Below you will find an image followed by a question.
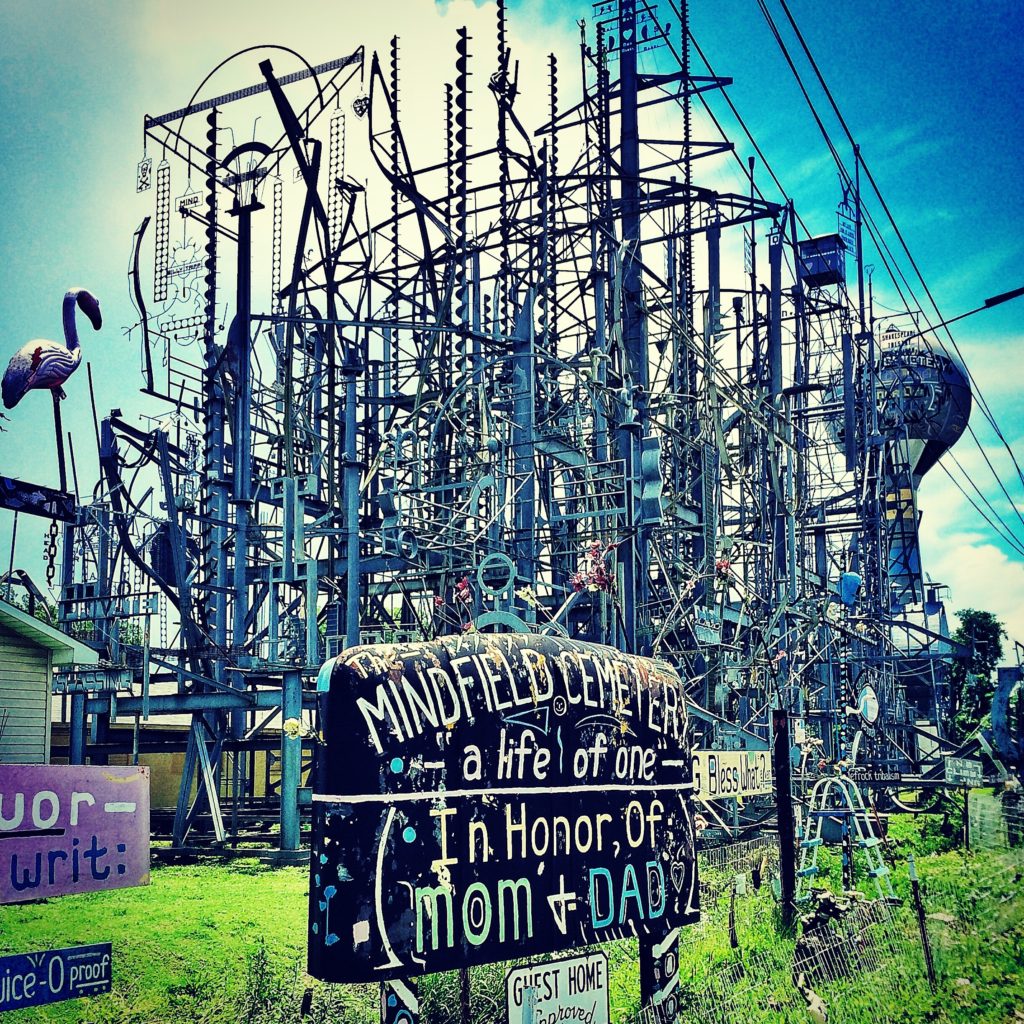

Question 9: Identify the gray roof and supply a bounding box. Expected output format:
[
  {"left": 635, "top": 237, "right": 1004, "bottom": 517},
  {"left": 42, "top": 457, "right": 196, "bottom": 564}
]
[{"left": 0, "top": 599, "right": 99, "bottom": 666}]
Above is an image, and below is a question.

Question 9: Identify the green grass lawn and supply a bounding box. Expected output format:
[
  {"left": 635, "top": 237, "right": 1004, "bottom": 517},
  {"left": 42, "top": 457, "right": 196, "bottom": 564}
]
[
  {"left": 0, "top": 859, "right": 376, "bottom": 1024},
  {"left": 1, "top": 821, "right": 1022, "bottom": 1024}
]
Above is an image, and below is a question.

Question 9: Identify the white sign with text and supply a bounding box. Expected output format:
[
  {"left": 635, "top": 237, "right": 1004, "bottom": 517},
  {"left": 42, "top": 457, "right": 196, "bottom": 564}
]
[
  {"left": 692, "top": 749, "right": 773, "bottom": 801},
  {"left": 506, "top": 952, "right": 609, "bottom": 1024}
]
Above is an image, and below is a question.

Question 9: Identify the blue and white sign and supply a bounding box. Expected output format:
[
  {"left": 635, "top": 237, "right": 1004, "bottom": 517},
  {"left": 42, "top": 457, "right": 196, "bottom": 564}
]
[{"left": 0, "top": 943, "right": 112, "bottom": 1012}]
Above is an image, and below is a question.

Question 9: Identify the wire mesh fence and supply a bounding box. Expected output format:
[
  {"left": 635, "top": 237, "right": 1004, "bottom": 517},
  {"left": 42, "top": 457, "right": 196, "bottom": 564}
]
[
  {"left": 915, "top": 852, "right": 1024, "bottom": 985},
  {"left": 619, "top": 825, "right": 1024, "bottom": 1024},
  {"left": 422, "top": 814, "right": 1021, "bottom": 1024},
  {"left": 699, "top": 835, "right": 780, "bottom": 876},
  {"left": 793, "top": 899, "right": 931, "bottom": 1024},
  {"left": 968, "top": 791, "right": 1024, "bottom": 853}
]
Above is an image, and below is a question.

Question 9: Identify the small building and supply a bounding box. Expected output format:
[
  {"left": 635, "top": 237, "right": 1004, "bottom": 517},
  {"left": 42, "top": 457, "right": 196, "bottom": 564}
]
[{"left": 0, "top": 598, "right": 98, "bottom": 764}]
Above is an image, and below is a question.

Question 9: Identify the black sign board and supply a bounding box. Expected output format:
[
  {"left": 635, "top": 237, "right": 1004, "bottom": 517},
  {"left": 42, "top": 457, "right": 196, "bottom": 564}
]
[
  {"left": 0, "top": 477, "right": 76, "bottom": 522},
  {"left": 308, "top": 634, "right": 699, "bottom": 983}
]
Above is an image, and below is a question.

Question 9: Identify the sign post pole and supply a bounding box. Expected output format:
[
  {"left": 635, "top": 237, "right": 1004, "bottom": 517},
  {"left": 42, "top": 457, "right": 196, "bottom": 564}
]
[
  {"left": 640, "top": 928, "right": 680, "bottom": 1022},
  {"left": 772, "top": 709, "right": 796, "bottom": 928},
  {"left": 521, "top": 985, "right": 536, "bottom": 1024},
  {"left": 380, "top": 979, "right": 418, "bottom": 1024}
]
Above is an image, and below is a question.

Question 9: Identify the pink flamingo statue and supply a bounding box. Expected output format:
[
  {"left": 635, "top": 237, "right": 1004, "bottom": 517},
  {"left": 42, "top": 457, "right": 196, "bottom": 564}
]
[{"left": 2, "top": 288, "right": 102, "bottom": 491}]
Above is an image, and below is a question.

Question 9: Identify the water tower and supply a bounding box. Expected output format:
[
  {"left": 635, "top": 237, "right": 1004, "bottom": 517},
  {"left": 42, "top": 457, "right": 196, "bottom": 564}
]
[{"left": 875, "top": 327, "right": 972, "bottom": 608}]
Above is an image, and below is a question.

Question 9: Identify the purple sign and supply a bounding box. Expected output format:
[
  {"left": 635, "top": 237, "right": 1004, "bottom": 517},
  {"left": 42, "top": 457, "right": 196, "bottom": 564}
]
[{"left": 0, "top": 765, "right": 150, "bottom": 904}]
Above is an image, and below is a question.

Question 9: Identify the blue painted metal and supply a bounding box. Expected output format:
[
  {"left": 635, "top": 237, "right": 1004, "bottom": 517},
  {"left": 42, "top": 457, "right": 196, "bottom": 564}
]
[{"left": 17, "top": 0, "right": 980, "bottom": 858}]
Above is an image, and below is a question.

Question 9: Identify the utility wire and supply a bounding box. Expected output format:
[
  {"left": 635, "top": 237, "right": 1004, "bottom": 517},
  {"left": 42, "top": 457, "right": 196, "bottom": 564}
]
[
  {"left": 946, "top": 450, "right": 1024, "bottom": 550},
  {"left": 773, "top": 0, "right": 1024, "bottom": 495},
  {"left": 938, "top": 461, "right": 1024, "bottom": 560},
  {"left": 754, "top": 0, "right": 1024, "bottom": 544}
]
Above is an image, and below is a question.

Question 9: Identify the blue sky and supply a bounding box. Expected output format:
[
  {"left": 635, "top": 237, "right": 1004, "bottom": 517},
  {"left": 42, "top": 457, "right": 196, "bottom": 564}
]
[{"left": 0, "top": 0, "right": 1021, "bottom": 644}]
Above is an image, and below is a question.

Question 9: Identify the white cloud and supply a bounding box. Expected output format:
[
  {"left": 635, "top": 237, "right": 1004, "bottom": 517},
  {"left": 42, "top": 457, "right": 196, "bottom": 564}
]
[{"left": 919, "top": 461, "right": 1024, "bottom": 647}]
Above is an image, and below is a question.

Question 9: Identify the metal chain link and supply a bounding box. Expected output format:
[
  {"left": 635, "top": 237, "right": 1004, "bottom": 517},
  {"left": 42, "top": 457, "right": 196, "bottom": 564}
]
[{"left": 44, "top": 519, "right": 59, "bottom": 587}]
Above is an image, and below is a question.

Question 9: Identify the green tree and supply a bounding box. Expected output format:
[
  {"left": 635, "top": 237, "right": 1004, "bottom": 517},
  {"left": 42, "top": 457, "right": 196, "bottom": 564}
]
[
  {"left": 946, "top": 608, "right": 1006, "bottom": 740},
  {"left": 3, "top": 588, "right": 57, "bottom": 627}
]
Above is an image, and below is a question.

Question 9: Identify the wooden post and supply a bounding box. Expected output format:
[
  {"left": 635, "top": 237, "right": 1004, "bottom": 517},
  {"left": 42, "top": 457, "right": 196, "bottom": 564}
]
[{"left": 773, "top": 709, "right": 797, "bottom": 927}]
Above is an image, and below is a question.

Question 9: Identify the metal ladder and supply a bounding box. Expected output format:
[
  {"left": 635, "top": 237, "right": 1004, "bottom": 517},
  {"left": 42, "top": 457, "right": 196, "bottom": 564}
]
[{"left": 796, "top": 774, "right": 894, "bottom": 901}]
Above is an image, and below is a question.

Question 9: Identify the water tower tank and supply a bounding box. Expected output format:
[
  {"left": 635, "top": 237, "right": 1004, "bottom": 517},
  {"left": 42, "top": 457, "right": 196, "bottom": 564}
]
[
  {"left": 822, "top": 328, "right": 972, "bottom": 609},
  {"left": 875, "top": 328, "right": 972, "bottom": 482}
]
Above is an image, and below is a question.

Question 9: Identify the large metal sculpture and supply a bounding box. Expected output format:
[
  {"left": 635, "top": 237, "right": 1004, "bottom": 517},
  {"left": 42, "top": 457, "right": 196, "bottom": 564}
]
[{"left": 1, "top": 0, "right": 990, "bottom": 865}]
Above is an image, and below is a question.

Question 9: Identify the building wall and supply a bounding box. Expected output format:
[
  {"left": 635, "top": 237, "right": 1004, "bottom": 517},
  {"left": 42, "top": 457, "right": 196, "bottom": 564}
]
[{"left": 0, "top": 625, "right": 51, "bottom": 764}]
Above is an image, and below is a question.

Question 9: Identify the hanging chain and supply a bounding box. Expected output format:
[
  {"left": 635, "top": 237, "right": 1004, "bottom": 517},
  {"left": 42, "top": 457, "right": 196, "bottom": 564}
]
[{"left": 44, "top": 519, "right": 59, "bottom": 587}]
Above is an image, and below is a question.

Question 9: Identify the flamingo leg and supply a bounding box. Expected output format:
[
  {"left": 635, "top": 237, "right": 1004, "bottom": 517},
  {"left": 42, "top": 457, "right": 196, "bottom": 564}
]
[{"left": 51, "top": 389, "right": 68, "bottom": 493}]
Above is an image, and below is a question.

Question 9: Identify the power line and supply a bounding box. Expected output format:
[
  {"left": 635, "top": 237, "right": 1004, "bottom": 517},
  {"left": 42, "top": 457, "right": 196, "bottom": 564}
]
[
  {"left": 752, "top": 0, "right": 1024, "bottom": 549},
  {"left": 938, "top": 460, "right": 1024, "bottom": 560},
  {"left": 772, "top": 0, "right": 1024, "bottom": 495}
]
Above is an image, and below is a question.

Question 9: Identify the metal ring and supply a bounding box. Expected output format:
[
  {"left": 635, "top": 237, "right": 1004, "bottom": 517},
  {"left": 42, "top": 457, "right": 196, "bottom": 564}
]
[{"left": 476, "top": 552, "right": 516, "bottom": 597}]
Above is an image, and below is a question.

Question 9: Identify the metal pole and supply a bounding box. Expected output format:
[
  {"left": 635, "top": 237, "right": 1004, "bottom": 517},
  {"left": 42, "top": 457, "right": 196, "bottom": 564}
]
[
  {"left": 69, "top": 693, "right": 87, "bottom": 764},
  {"left": 343, "top": 365, "right": 360, "bottom": 647},
  {"left": 617, "top": 0, "right": 647, "bottom": 653},
  {"left": 748, "top": 156, "right": 759, "bottom": 380},
  {"left": 773, "top": 708, "right": 797, "bottom": 927},
  {"left": 5, "top": 511, "right": 17, "bottom": 601},
  {"left": 280, "top": 668, "right": 302, "bottom": 851},
  {"left": 51, "top": 392, "right": 68, "bottom": 493},
  {"left": 768, "top": 225, "right": 783, "bottom": 397},
  {"left": 963, "top": 785, "right": 970, "bottom": 851},
  {"left": 511, "top": 295, "right": 537, "bottom": 625},
  {"left": 908, "top": 855, "right": 937, "bottom": 990},
  {"left": 521, "top": 985, "right": 536, "bottom": 1024},
  {"left": 854, "top": 144, "right": 866, "bottom": 335},
  {"left": 230, "top": 198, "right": 256, "bottom": 741}
]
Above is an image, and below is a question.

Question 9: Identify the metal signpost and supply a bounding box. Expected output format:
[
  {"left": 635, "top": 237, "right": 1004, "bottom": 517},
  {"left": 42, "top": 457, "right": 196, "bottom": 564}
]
[
  {"left": 308, "top": 635, "right": 699, "bottom": 1016},
  {"left": 0, "top": 943, "right": 112, "bottom": 1013},
  {"left": 0, "top": 765, "right": 150, "bottom": 904},
  {"left": 506, "top": 952, "right": 610, "bottom": 1024}
]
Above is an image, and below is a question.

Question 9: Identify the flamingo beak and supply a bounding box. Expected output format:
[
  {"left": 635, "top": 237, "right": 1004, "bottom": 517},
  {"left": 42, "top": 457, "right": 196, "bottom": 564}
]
[{"left": 76, "top": 290, "right": 103, "bottom": 331}]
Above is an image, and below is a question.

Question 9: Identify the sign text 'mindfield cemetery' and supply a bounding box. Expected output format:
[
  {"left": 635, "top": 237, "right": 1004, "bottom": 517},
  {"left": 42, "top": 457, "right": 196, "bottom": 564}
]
[{"left": 308, "top": 634, "right": 699, "bottom": 983}]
